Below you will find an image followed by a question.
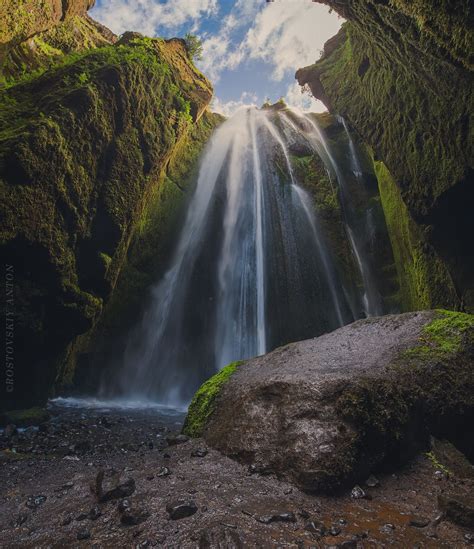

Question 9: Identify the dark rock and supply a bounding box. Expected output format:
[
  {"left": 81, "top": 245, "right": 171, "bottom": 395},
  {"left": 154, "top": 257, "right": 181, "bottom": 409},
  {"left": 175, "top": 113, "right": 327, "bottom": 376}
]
[
  {"left": 430, "top": 438, "right": 474, "bottom": 480},
  {"left": 191, "top": 312, "right": 474, "bottom": 492},
  {"left": 88, "top": 506, "right": 102, "bottom": 521},
  {"left": 93, "top": 470, "right": 135, "bottom": 502},
  {"left": 329, "top": 525, "right": 341, "bottom": 536},
  {"left": 120, "top": 508, "right": 150, "bottom": 526},
  {"left": 438, "top": 492, "right": 474, "bottom": 527},
  {"left": 339, "top": 541, "right": 357, "bottom": 549},
  {"left": 156, "top": 467, "right": 171, "bottom": 477},
  {"left": 191, "top": 448, "right": 208, "bottom": 458},
  {"left": 118, "top": 499, "right": 131, "bottom": 513},
  {"left": 26, "top": 495, "right": 47, "bottom": 509},
  {"left": 77, "top": 529, "right": 91, "bottom": 540},
  {"left": 408, "top": 516, "right": 430, "bottom": 528},
  {"left": 380, "top": 523, "right": 395, "bottom": 534},
  {"left": 166, "top": 500, "right": 198, "bottom": 520},
  {"left": 305, "top": 519, "right": 326, "bottom": 536},
  {"left": 365, "top": 475, "right": 379, "bottom": 488},
  {"left": 76, "top": 513, "right": 88, "bottom": 521},
  {"left": 248, "top": 463, "right": 273, "bottom": 475},
  {"left": 464, "top": 532, "right": 474, "bottom": 544},
  {"left": 256, "top": 512, "right": 296, "bottom": 524},
  {"left": 350, "top": 485, "right": 366, "bottom": 500},
  {"left": 166, "top": 434, "right": 189, "bottom": 446}
]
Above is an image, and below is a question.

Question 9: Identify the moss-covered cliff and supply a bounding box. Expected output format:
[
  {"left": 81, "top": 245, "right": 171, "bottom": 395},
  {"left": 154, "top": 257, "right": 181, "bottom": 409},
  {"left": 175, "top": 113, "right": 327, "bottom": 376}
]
[
  {"left": 297, "top": 0, "right": 473, "bottom": 311},
  {"left": 0, "top": 5, "right": 216, "bottom": 410}
]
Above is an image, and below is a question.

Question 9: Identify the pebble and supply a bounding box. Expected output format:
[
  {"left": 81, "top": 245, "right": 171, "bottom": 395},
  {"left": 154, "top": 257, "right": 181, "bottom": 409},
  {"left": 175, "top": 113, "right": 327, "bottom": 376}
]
[
  {"left": 256, "top": 512, "right": 296, "bottom": 524},
  {"left": 166, "top": 500, "right": 198, "bottom": 520},
  {"left": 329, "top": 525, "right": 341, "bottom": 536},
  {"left": 408, "top": 516, "right": 430, "bottom": 528},
  {"left": 305, "top": 519, "right": 326, "bottom": 536},
  {"left": 157, "top": 467, "right": 171, "bottom": 477},
  {"left": 191, "top": 448, "right": 208, "bottom": 458},
  {"left": 88, "top": 506, "right": 102, "bottom": 521},
  {"left": 77, "top": 529, "right": 91, "bottom": 540},
  {"left": 26, "top": 495, "right": 47, "bottom": 509},
  {"left": 350, "top": 485, "right": 366, "bottom": 499},
  {"left": 380, "top": 523, "right": 396, "bottom": 534}
]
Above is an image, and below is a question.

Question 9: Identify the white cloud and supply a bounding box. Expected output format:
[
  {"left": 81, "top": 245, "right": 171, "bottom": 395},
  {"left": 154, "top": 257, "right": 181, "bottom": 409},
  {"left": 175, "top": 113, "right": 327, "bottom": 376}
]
[
  {"left": 198, "top": 1, "right": 341, "bottom": 83},
  {"left": 212, "top": 91, "right": 259, "bottom": 117},
  {"left": 91, "top": 0, "right": 218, "bottom": 36},
  {"left": 240, "top": 1, "right": 342, "bottom": 81},
  {"left": 285, "top": 81, "right": 326, "bottom": 113}
]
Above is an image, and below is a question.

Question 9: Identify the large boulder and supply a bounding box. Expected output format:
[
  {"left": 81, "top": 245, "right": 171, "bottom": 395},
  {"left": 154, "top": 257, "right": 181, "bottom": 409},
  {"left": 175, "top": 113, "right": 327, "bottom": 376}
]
[{"left": 184, "top": 310, "right": 474, "bottom": 492}]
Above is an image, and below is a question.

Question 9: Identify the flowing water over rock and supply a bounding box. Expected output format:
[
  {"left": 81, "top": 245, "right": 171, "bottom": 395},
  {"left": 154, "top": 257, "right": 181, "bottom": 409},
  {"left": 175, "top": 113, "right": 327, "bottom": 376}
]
[{"left": 110, "top": 107, "right": 394, "bottom": 406}]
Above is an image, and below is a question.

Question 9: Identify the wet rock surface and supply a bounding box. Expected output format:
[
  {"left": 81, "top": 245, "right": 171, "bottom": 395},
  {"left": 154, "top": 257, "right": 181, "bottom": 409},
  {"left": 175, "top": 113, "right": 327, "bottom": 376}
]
[
  {"left": 197, "top": 311, "right": 474, "bottom": 492},
  {"left": 0, "top": 401, "right": 472, "bottom": 547}
]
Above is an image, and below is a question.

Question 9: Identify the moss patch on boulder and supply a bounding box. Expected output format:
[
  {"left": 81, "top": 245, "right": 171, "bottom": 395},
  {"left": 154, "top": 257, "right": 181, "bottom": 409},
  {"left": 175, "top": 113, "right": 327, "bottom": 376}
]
[{"left": 183, "top": 361, "right": 242, "bottom": 438}]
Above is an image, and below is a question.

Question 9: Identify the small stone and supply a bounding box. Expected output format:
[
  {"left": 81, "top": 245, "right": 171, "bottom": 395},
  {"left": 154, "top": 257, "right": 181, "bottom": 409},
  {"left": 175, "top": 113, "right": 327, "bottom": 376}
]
[
  {"left": 329, "top": 525, "right": 341, "bottom": 536},
  {"left": 62, "top": 482, "right": 74, "bottom": 490},
  {"left": 76, "top": 513, "right": 89, "bottom": 521},
  {"left": 94, "top": 470, "right": 135, "bottom": 502},
  {"left": 339, "top": 540, "right": 357, "bottom": 549},
  {"left": 118, "top": 499, "right": 131, "bottom": 513},
  {"left": 77, "top": 529, "right": 91, "bottom": 540},
  {"left": 88, "top": 506, "right": 102, "bottom": 521},
  {"left": 191, "top": 448, "right": 208, "bottom": 458},
  {"left": 157, "top": 467, "right": 171, "bottom": 477},
  {"left": 338, "top": 518, "right": 347, "bottom": 525},
  {"left": 434, "top": 470, "right": 445, "bottom": 480},
  {"left": 350, "top": 485, "right": 366, "bottom": 499},
  {"left": 121, "top": 508, "right": 150, "bottom": 526},
  {"left": 464, "top": 532, "right": 474, "bottom": 544},
  {"left": 380, "top": 523, "right": 396, "bottom": 534},
  {"left": 257, "top": 512, "right": 296, "bottom": 524},
  {"left": 365, "top": 475, "right": 380, "bottom": 488},
  {"left": 166, "top": 434, "right": 189, "bottom": 446},
  {"left": 305, "top": 519, "right": 326, "bottom": 536},
  {"left": 26, "top": 495, "right": 47, "bottom": 509},
  {"left": 408, "top": 516, "right": 430, "bottom": 528},
  {"left": 166, "top": 500, "right": 198, "bottom": 520}
]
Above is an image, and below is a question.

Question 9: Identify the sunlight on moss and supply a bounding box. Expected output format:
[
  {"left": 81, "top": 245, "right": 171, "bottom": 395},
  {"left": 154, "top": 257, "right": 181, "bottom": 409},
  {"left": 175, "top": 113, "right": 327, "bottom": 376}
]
[{"left": 183, "top": 361, "right": 243, "bottom": 438}]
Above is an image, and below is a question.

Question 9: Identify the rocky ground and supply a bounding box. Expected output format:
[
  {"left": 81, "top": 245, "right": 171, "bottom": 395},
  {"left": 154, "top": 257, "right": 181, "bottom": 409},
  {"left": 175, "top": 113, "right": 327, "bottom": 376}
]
[{"left": 0, "top": 401, "right": 473, "bottom": 548}]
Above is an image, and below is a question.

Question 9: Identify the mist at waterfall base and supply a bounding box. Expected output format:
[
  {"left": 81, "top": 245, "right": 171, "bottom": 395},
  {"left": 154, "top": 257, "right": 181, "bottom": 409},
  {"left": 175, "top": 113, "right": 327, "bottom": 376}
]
[{"left": 103, "top": 106, "right": 391, "bottom": 408}]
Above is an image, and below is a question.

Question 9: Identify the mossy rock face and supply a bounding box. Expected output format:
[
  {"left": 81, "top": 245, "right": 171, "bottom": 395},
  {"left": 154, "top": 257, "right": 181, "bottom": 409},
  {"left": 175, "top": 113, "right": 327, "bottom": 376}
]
[
  {"left": 0, "top": 0, "right": 95, "bottom": 66},
  {"left": 0, "top": 406, "right": 50, "bottom": 427},
  {"left": 0, "top": 29, "right": 213, "bottom": 410},
  {"left": 296, "top": 1, "right": 473, "bottom": 310},
  {"left": 374, "top": 159, "right": 459, "bottom": 311},
  {"left": 195, "top": 310, "right": 474, "bottom": 493},
  {"left": 183, "top": 361, "right": 242, "bottom": 438}
]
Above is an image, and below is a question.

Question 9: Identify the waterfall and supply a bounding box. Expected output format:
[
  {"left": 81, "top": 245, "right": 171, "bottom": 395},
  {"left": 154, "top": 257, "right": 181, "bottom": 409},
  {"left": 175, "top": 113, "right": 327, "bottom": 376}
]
[
  {"left": 112, "top": 106, "right": 389, "bottom": 407},
  {"left": 337, "top": 115, "right": 363, "bottom": 177}
]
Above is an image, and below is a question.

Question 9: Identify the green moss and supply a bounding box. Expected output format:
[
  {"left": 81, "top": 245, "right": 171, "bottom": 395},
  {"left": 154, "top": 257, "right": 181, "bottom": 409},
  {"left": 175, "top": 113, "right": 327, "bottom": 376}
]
[
  {"left": 375, "top": 159, "right": 458, "bottom": 311},
  {"left": 0, "top": 406, "right": 50, "bottom": 427},
  {"left": 406, "top": 309, "right": 474, "bottom": 359},
  {"left": 425, "top": 451, "right": 451, "bottom": 476},
  {"left": 183, "top": 361, "right": 243, "bottom": 438}
]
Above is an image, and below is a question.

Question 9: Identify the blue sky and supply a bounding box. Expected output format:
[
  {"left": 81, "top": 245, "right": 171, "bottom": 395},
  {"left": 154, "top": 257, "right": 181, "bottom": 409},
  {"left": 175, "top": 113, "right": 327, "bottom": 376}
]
[{"left": 91, "top": 0, "right": 342, "bottom": 115}]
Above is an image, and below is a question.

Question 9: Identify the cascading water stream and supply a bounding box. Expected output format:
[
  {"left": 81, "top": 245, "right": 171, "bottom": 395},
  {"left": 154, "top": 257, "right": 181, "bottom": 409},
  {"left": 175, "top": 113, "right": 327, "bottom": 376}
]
[
  {"left": 109, "top": 106, "right": 390, "bottom": 407},
  {"left": 338, "top": 115, "right": 363, "bottom": 177},
  {"left": 281, "top": 110, "right": 384, "bottom": 317}
]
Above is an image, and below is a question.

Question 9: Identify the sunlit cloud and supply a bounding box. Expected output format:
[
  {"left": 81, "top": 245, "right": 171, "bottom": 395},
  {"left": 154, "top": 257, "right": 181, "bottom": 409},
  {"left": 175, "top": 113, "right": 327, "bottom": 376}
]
[{"left": 91, "top": 0, "right": 218, "bottom": 36}]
